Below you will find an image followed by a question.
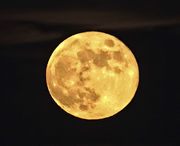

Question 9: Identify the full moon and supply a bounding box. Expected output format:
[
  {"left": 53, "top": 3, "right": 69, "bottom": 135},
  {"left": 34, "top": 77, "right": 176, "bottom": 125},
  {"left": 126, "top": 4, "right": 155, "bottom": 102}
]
[{"left": 46, "top": 31, "right": 139, "bottom": 120}]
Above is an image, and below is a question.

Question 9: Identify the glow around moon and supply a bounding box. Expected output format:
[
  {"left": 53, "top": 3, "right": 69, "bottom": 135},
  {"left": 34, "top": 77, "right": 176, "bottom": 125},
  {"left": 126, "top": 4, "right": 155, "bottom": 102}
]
[{"left": 46, "top": 31, "right": 139, "bottom": 120}]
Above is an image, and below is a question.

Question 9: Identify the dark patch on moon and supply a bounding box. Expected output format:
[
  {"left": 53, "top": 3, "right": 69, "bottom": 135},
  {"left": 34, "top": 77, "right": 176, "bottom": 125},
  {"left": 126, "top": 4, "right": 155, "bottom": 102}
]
[
  {"left": 114, "top": 67, "right": 122, "bottom": 74},
  {"left": 79, "top": 104, "right": 88, "bottom": 111},
  {"left": 51, "top": 86, "right": 72, "bottom": 107},
  {"left": 55, "top": 61, "right": 69, "bottom": 78},
  {"left": 76, "top": 80, "right": 85, "bottom": 86},
  {"left": 81, "top": 65, "right": 90, "bottom": 72},
  {"left": 113, "top": 51, "right": 124, "bottom": 62},
  {"left": 93, "top": 50, "right": 111, "bottom": 68},
  {"left": 77, "top": 87, "right": 100, "bottom": 111},
  {"left": 52, "top": 86, "right": 83, "bottom": 108},
  {"left": 65, "top": 39, "right": 79, "bottom": 51},
  {"left": 85, "top": 87, "right": 100, "bottom": 102},
  {"left": 78, "top": 64, "right": 91, "bottom": 86},
  {"left": 78, "top": 90, "right": 86, "bottom": 99},
  {"left": 125, "top": 62, "right": 129, "bottom": 68},
  {"left": 113, "top": 51, "right": 129, "bottom": 70},
  {"left": 55, "top": 56, "right": 78, "bottom": 88},
  {"left": 77, "top": 49, "right": 95, "bottom": 63},
  {"left": 55, "top": 56, "right": 76, "bottom": 79},
  {"left": 85, "top": 42, "right": 90, "bottom": 46},
  {"left": 104, "top": 39, "right": 114, "bottom": 47},
  {"left": 71, "top": 39, "right": 79, "bottom": 46},
  {"left": 58, "top": 94, "right": 76, "bottom": 107},
  {"left": 79, "top": 71, "right": 90, "bottom": 83}
]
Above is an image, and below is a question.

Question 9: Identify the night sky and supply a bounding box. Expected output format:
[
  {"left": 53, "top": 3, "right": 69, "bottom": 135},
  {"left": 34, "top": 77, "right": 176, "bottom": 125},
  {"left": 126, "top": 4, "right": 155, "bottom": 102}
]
[{"left": 0, "top": 0, "right": 180, "bottom": 145}]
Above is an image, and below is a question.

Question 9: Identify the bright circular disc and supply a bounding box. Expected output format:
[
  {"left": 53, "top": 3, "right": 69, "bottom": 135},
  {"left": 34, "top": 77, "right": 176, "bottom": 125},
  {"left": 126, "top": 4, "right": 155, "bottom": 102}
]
[{"left": 46, "top": 31, "right": 139, "bottom": 120}]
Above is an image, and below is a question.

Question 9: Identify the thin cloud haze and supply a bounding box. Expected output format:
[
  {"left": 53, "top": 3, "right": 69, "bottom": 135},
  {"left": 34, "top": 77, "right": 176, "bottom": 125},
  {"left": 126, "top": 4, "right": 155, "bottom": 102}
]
[{"left": 0, "top": 10, "right": 179, "bottom": 44}]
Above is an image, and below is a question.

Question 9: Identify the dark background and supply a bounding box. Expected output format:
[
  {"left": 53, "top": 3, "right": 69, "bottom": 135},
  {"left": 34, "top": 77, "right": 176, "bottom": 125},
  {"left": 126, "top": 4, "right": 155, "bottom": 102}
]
[{"left": 0, "top": 0, "right": 180, "bottom": 145}]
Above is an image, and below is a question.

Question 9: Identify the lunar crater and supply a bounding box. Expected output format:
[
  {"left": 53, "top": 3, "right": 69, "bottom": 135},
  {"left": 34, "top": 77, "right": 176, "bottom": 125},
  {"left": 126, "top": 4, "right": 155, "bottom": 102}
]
[{"left": 104, "top": 39, "right": 114, "bottom": 47}]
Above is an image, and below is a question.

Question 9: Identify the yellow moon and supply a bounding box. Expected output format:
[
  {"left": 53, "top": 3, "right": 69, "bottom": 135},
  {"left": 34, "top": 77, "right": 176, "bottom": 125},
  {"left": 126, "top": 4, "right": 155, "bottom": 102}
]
[{"left": 46, "top": 31, "right": 139, "bottom": 120}]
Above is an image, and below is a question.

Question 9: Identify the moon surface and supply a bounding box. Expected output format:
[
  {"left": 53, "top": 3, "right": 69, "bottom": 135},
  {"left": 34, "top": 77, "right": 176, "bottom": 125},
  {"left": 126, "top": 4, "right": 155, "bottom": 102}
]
[{"left": 46, "top": 31, "right": 139, "bottom": 120}]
